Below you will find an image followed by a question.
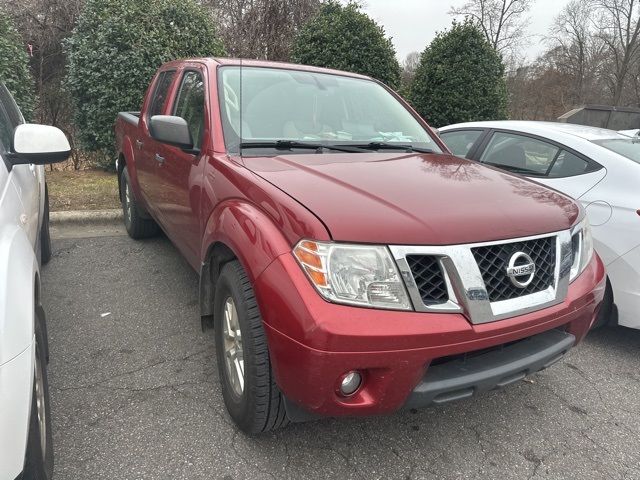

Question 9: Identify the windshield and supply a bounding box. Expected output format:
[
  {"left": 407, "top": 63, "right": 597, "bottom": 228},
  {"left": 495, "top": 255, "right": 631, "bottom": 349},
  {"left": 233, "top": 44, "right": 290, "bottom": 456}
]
[
  {"left": 592, "top": 138, "right": 640, "bottom": 164},
  {"left": 217, "top": 66, "right": 441, "bottom": 154}
]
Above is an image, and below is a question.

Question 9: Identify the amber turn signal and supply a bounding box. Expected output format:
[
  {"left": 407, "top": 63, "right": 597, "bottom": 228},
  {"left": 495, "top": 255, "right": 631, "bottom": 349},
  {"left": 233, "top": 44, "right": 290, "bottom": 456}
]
[{"left": 293, "top": 241, "right": 327, "bottom": 287}]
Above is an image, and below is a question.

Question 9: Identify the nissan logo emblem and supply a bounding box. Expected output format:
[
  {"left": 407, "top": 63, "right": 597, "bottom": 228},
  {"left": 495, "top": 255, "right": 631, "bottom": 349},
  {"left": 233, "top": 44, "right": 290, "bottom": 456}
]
[{"left": 506, "top": 252, "right": 536, "bottom": 288}]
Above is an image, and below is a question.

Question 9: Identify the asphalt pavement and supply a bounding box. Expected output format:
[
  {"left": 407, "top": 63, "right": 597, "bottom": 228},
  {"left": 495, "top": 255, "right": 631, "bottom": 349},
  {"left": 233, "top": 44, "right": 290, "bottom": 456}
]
[{"left": 42, "top": 228, "right": 640, "bottom": 480}]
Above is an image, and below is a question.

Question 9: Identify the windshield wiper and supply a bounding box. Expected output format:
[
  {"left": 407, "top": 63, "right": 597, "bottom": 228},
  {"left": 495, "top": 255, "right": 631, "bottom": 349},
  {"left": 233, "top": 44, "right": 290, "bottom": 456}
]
[
  {"left": 338, "top": 142, "right": 436, "bottom": 154},
  {"left": 239, "top": 140, "right": 364, "bottom": 153}
]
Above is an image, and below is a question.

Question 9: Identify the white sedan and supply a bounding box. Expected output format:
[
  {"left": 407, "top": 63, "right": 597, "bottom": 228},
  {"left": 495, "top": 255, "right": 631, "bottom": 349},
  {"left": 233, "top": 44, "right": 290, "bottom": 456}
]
[
  {"left": 0, "top": 84, "right": 70, "bottom": 480},
  {"left": 439, "top": 120, "right": 640, "bottom": 330}
]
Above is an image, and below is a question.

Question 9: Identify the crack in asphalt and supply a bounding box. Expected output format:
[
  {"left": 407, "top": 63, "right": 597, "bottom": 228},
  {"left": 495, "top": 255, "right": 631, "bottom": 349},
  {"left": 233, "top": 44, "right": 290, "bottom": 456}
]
[
  {"left": 54, "top": 347, "right": 212, "bottom": 392},
  {"left": 522, "top": 449, "right": 545, "bottom": 480}
]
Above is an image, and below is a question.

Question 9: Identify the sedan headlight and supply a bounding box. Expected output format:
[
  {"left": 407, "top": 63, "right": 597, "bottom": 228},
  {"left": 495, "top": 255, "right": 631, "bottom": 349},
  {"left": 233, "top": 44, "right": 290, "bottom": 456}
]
[
  {"left": 569, "top": 216, "right": 594, "bottom": 282},
  {"left": 293, "top": 240, "right": 412, "bottom": 310}
]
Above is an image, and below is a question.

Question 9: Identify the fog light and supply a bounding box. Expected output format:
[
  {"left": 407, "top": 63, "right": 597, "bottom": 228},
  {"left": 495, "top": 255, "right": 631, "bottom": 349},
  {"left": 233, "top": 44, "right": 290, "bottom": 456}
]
[{"left": 339, "top": 371, "right": 362, "bottom": 396}]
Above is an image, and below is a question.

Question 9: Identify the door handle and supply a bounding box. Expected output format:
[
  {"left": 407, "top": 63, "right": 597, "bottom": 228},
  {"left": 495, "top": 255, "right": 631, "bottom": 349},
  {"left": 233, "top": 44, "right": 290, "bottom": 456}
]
[
  {"left": 136, "top": 140, "right": 144, "bottom": 149},
  {"left": 155, "top": 153, "right": 165, "bottom": 164}
]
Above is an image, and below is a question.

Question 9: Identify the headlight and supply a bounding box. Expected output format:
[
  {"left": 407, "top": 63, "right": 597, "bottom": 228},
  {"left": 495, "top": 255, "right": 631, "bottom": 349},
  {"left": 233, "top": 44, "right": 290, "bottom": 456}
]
[
  {"left": 569, "top": 216, "right": 594, "bottom": 282},
  {"left": 293, "top": 240, "right": 412, "bottom": 310}
]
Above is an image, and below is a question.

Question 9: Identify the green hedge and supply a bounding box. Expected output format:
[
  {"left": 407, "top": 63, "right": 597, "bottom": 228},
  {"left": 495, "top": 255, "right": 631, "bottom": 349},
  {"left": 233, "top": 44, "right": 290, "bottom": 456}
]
[
  {"left": 410, "top": 21, "right": 507, "bottom": 127},
  {"left": 0, "top": 8, "right": 35, "bottom": 120},
  {"left": 291, "top": 1, "right": 401, "bottom": 89},
  {"left": 65, "top": 0, "right": 225, "bottom": 165}
]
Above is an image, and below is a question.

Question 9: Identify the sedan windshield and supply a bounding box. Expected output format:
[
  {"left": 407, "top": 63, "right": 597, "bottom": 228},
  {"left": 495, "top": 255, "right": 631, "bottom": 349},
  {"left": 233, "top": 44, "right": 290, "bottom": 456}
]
[
  {"left": 592, "top": 138, "right": 640, "bottom": 164},
  {"left": 217, "top": 66, "right": 441, "bottom": 155}
]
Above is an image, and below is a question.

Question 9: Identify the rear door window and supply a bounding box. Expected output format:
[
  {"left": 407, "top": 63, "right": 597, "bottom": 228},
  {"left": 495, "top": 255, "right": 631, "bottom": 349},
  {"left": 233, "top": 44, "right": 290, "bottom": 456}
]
[
  {"left": 480, "top": 132, "right": 560, "bottom": 175},
  {"left": 548, "top": 150, "right": 590, "bottom": 177},
  {"left": 440, "top": 130, "right": 483, "bottom": 158}
]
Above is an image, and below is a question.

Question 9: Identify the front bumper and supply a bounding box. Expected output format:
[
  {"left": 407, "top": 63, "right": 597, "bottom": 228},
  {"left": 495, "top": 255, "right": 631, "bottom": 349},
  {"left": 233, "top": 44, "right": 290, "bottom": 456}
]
[
  {"left": 254, "top": 253, "right": 605, "bottom": 418},
  {"left": 404, "top": 328, "right": 574, "bottom": 408},
  {"left": 0, "top": 343, "right": 34, "bottom": 480}
]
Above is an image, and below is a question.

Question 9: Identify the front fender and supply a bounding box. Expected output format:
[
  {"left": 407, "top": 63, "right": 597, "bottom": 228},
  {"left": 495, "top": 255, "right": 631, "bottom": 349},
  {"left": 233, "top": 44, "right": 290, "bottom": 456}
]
[
  {"left": 199, "top": 200, "right": 294, "bottom": 319},
  {"left": 0, "top": 225, "right": 37, "bottom": 366},
  {"left": 202, "top": 199, "right": 293, "bottom": 280}
]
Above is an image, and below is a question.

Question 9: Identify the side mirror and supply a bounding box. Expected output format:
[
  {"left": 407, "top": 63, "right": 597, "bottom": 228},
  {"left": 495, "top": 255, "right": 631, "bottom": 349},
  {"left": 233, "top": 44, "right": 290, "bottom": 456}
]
[
  {"left": 9, "top": 124, "right": 71, "bottom": 166},
  {"left": 149, "top": 115, "right": 193, "bottom": 150}
]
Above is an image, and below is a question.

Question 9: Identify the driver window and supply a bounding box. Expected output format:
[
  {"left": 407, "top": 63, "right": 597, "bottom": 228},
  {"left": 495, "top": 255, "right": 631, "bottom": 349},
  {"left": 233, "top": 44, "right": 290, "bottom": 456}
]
[
  {"left": 0, "top": 86, "right": 23, "bottom": 152},
  {"left": 173, "top": 70, "right": 206, "bottom": 149},
  {"left": 0, "top": 103, "right": 12, "bottom": 152}
]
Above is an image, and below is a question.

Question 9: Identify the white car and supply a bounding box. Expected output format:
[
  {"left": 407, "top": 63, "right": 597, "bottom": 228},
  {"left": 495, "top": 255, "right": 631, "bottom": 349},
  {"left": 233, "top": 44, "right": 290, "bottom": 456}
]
[
  {"left": 439, "top": 120, "right": 640, "bottom": 330},
  {"left": 0, "top": 84, "right": 70, "bottom": 480}
]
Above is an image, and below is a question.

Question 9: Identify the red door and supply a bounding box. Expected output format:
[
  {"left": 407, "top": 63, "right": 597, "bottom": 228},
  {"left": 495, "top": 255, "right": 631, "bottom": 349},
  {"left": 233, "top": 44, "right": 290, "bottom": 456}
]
[
  {"left": 154, "top": 66, "right": 209, "bottom": 268},
  {"left": 136, "top": 69, "right": 177, "bottom": 220}
]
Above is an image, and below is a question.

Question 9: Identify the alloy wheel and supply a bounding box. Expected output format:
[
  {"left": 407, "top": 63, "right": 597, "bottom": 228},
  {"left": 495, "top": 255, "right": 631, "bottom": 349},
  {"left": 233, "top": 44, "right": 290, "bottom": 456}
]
[
  {"left": 223, "top": 297, "right": 245, "bottom": 397},
  {"left": 124, "top": 181, "right": 133, "bottom": 225},
  {"left": 34, "top": 344, "right": 47, "bottom": 456}
]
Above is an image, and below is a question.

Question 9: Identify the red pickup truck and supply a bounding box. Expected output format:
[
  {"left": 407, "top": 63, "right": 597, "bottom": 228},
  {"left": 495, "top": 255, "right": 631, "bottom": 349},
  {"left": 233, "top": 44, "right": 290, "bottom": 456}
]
[{"left": 115, "top": 58, "right": 606, "bottom": 433}]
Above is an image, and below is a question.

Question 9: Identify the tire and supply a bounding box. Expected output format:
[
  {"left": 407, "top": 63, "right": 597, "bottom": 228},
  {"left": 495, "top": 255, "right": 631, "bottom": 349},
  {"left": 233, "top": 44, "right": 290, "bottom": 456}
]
[
  {"left": 120, "top": 166, "right": 160, "bottom": 239},
  {"left": 592, "top": 278, "right": 614, "bottom": 330},
  {"left": 36, "top": 305, "right": 50, "bottom": 365},
  {"left": 23, "top": 309, "right": 54, "bottom": 480},
  {"left": 40, "top": 185, "right": 52, "bottom": 265},
  {"left": 214, "top": 260, "right": 289, "bottom": 434}
]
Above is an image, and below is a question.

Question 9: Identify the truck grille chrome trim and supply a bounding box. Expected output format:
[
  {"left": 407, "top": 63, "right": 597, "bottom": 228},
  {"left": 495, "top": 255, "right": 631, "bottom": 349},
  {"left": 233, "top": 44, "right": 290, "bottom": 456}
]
[{"left": 389, "top": 230, "right": 573, "bottom": 324}]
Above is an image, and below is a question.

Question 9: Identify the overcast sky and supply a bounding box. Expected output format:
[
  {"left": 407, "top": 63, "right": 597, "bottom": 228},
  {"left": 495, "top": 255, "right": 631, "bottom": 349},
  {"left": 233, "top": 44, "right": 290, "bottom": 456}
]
[{"left": 361, "top": 0, "right": 572, "bottom": 63}]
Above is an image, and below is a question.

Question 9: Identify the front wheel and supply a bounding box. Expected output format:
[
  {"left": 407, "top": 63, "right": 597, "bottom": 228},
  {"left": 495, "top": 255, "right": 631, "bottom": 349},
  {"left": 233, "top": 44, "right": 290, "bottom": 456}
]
[{"left": 214, "top": 260, "right": 289, "bottom": 434}]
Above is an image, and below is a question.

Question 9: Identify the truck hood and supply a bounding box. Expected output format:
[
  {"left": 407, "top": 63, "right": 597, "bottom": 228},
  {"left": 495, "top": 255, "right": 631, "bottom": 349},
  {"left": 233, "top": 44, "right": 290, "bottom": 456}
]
[{"left": 243, "top": 152, "right": 580, "bottom": 245}]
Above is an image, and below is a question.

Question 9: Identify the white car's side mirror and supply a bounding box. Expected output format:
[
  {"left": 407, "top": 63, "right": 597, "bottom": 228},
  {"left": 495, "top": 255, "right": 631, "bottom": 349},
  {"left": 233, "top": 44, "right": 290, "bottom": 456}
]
[{"left": 9, "top": 124, "right": 71, "bottom": 166}]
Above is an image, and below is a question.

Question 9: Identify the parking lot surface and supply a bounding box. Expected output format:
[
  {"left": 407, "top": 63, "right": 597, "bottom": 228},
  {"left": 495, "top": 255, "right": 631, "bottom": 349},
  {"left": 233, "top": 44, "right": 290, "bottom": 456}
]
[{"left": 43, "top": 231, "right": 640, "bottom": 480}]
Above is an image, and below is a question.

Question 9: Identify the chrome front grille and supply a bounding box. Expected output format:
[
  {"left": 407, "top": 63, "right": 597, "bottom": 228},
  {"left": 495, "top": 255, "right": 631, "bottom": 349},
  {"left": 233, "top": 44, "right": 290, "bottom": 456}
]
[
  {"left": 472, "top": 237, "right": 556, "bottom": 302},
  {"left": 390, "top": 230, "right": 572, "bottom": 324}
]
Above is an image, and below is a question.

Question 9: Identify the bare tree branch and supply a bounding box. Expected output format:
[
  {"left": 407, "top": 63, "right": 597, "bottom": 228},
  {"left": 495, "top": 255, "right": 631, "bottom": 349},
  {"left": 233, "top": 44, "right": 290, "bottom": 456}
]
[
  {"left": 204, "top": 0, "right": 321, "bottom": 61},
  {"left": 450, "top": 0, "right": 534, "bottom": 63},
  {"left": 594, "top": 0, "right": 640, "bottom": 104}
]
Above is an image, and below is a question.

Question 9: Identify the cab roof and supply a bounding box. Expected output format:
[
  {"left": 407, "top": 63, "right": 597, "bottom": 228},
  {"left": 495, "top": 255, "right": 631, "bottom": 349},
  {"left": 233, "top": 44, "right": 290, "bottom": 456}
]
[{"left": 159, "top": 57, "right": 372, "bottom": 81}]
